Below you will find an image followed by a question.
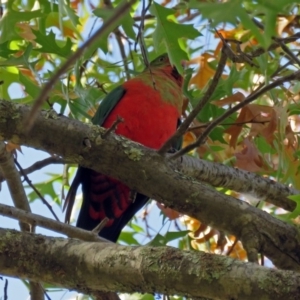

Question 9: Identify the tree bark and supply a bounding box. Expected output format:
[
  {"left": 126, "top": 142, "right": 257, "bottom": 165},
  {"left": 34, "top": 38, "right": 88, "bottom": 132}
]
[
  {"left": 1, "top": 229, "right": 300, "bottom": 300},
  {"left": 0, "top": 100, "right": 300, "bottom": 271}
]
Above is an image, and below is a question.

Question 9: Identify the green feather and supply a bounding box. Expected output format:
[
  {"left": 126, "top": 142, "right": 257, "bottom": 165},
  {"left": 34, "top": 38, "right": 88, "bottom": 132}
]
[{"left": 91, "top": 85, "right": 126, "bottom": 126}]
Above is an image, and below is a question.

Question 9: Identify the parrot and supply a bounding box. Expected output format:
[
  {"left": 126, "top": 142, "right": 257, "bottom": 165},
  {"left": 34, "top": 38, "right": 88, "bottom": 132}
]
[{"left": 64, "top": 53, "right": 183, "bottom": 242}]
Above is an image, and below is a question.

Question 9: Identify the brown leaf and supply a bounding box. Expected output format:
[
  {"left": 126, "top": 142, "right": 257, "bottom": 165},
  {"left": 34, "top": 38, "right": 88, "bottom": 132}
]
[
  {"left": 235, "top": 138, "right": 263, "bottom": 172},
  {"left": 225, "top": 104, "right": 277, "bottom": 148},
  {"left": 212, "top": 92, "right": 245, "bottom": 107},
  {"left": 285, "top": 124, "right": 297, "bottom": 149}
]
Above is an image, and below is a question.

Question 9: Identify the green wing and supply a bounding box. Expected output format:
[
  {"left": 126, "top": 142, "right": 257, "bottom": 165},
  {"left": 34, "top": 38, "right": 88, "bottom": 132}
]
[{"left": 91, "top": 85, "right": 126, "bottom": 126}]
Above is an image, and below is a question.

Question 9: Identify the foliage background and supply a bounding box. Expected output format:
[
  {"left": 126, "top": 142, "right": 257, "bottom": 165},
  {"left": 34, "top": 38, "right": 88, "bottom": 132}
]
[{"left": 1, "top": 0, "right": 300, "bottom": 299}]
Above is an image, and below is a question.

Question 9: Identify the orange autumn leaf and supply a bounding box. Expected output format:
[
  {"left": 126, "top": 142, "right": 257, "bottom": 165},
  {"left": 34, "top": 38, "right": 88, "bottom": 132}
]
[
  {"left": 70, "top": 0, "right": 82, "bottom": 9},
  {"left": 180, "top": 215, "right": 201, "bottom": 232},
  {"left": 214, "top": 28, "right": 242, "bottom": 56},
  {"left": 235, "top": 138, "right": 264, "bottom": 172},
  {"left": 277, "top": 15, "right": 297, "bottom": 36},
  {"left": 212, "top": 92, "right": 245, "bottom": 107},
  {"left": 214, "top": 28, "right": 258, "bottom": 56},
  {"left": 227, "top": 237, "right": 247, "bottom": 260},
  {"left": 193, "top": 228, "right": 218, "bottom": 244},
  {"left": 156, "top": 203, "right": 180, "bottom": 220},
  {"left": 15, "top": 23, "right": 36, "bottom": 42},
  {"left": 182, "top": 131, "right": 196, "bottom": 149},
  {"left": 187, "top": 53, "right": 218, "bottom": 89},
  {"left": 19, "top": 68, "right": 37, "bottom": 81}
]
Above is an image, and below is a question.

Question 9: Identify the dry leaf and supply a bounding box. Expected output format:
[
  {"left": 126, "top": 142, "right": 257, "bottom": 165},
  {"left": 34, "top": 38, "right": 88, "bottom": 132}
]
[
  {"left": 285, "top": 124, "right": 297, "bottom": 149},
  {"left": 235, "top": 138, "right": 263, "bottom": 172},
  {"left": 212, "top": 92, "right": 245, "bottom": 107},
  {"left": 225, "top": 104, "right": 277, "bottom": 148}
]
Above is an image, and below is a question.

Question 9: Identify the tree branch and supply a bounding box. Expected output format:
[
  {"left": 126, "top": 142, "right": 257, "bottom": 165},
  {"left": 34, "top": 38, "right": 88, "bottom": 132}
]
[
  {"left": 0, "top": 100, "right": 300, "bottom": 271},
  {"left": 172, "top": 156, "right": 298, "bottom": 212},
  {"left": 0, "top": 203, "right": 108, "bottom": 243},
  {"left": 0, "top": 142, "right": 43, "bottom": 299},
  {"left": 1, "top": 229, "right": 300, "bottom": 300}
]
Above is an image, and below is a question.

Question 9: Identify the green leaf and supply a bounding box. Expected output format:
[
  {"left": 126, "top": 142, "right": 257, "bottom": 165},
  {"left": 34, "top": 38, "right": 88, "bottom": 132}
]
[
  {"left": 0, "top": 67, "right": 20, "bottom": 99},
  {"left": 0, "top": 41, "right": 18, "bottom": 58},
  {"left": 26, "top": 179, "right": 59, "bottom": 204},
  {"left": 19, "top": 72, "right": 40, "bottom": 99},
  {"left": 148, "top": 233, "right": 166, "bottom": 246},
  {"left": 164, "top": 230, "right": 189, "bottom": 243},
  {"left": 0, "top": 9, "right": 46, "bottom": 43},
  {"left": 32, "top": 30, "right": 73, "bottom": 57},
  {"left": 148, "top": 231, "right": 189, "bottom": 246},
  {"left": 287, "top": 195, "right": 300, "bottom": 219},
  {"left": 93, "top": 8, "right": 136, "bottom": 40},
  {"left": 118, "top": 231, "right": 140, "bottom": 245},
  {"left": 150, "top": 2, "right": 199, "bottom": 73},
  {"left": 190, "top": 0, "right": 267, "bottom": 47},
  {"left": 0, "top": 44, "right": 34, "bottom": 67}
]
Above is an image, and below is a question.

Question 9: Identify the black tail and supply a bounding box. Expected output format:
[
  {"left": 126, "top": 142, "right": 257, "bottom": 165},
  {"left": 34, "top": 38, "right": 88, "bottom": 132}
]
[{"left": 65, "top": 167, "right": 149, "bottom": 242}]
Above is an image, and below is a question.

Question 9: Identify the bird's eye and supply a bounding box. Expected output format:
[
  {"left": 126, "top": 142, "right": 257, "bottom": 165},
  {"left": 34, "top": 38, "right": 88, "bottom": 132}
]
[{"left": 159, "top": 56, "right": 165, "bottom": 62}]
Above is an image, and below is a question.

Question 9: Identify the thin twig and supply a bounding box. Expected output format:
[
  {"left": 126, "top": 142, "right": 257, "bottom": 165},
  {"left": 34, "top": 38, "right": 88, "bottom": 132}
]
[
  {"left": 275, "top": 37, "right": 300, "bottom": 67},
  {"left": 188, "top": 119, "right": 271, "bottom": 131},
  {"left": 158, "top": 45, "right": 228, "bottom": 155},
  {"left": 3, "top": 278, "right": 7, "bottom": 300},
  {"left": 102, "top": 116, "right": 124, "bottom": 138},
  {"left": 0, "top": 156, "right": 65, "bottom": 183},
  {"left": 92, "top": 217, "right": 109, "bottom": 234},
  {"left": 14, "top": 159, "right": 60, "bottom": 222},
  {"left": 0, "top": 203, "right": 110, "bottom": 243},
  {"left": 103, "top": 0, "right": 130, "bottom": 80},
  {"left": 251, "top": 32, "right": 300, "bottom": 58},
  {"left": 135, "top": 0, "right": 152, "bottom": 67},
  {"left": 226, "top": 237, "right": 238, "bottom": 256},
  {"left": 24, "top": 0, "right": 136, "bottom": 132},
  {"left": 171, "top": 69, "right": 300, "bottom": 159}
]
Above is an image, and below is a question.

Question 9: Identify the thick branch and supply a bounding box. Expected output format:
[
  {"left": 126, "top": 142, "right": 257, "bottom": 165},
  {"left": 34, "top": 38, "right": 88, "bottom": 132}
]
[
  {"left": 0, "top": 100, "right": 300, "bottom": 271},
  {"left": 174, "top": 156, "right": 297, "bottom": 212},
  {"left": 1, "top": 229, "right": 300, "bottom": 300},
  {"left": 0, "top": 141, "right": 43, "bottom": 298}
]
